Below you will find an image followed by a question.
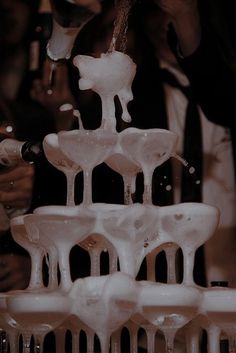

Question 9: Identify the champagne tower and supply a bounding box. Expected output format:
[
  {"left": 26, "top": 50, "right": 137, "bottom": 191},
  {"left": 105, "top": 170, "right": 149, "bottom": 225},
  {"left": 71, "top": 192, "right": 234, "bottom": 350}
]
[{"left": 2, "top": 2, "right": 234, "bottom": 353}]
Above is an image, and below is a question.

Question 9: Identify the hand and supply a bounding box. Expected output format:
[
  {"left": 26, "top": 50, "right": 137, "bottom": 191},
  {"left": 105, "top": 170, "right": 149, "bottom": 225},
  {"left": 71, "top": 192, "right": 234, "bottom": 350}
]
[
  {"left": 0, "top": 253, "right": 31, "bottom": 292},
  {"left": 31, "top": 58, "right": 77, "bottom": 131},
  {"left": 0, "top": 162, "right": 34, "bottom": 209}
]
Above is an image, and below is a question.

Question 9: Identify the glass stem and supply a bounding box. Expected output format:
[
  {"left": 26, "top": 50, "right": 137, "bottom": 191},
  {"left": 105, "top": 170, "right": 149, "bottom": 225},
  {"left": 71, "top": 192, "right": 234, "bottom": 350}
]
[
  {"left": 34, "top": 335, "right": 44, "bottom": 353},
  {"left": 87, "top": 330, "right": 94, "bottom": 353},
  {"left": 90, "top": 248, "right": 101, "bottom": 276},
  {"left": 83, "top": 169, "right": 93, "bottom": 205},
  {"left": 66, "top": 171, "right": 76, "bottom": 206},
  {"left": 58, "top": 245, "right": 72, "bottom": 291},
  {"left": 146, "top": 252, "right": 156, "bottom": 281},
  {"left": 142, "top": 169, "right": 153, "bottom": 204},
  {"left": 28, "top": 249, "right": 44, "bottom": 290},
  {"left": 164, "top": 330, "right": 176, "bottom": 353},
  {"left": 229, "top": 333, "right": 236, "bottom": 353},
  {"left": 183, "top": 249, "right": 195, "bottom": 286},
  {"left": 72, "top": 332, "right": 79, "bottom": 353},
  {"left": 109, "top": 248, "right": 118, "bottom": 274},
  {"left": 128, "top": 323, "right": 138, "bottom": 353},
  {"left": 123, "top": 175, "right": 133, "bottom": 204},
  {"left": 165, "top": 244, "right": 178, "bottom": 284},
  {"left": 146, "top": 327, "right": 156, "bottom": 353},
  {"left": 100, "top": 95, "right": 116, "bottom": 131},
  {"left": 55, "top": 327, "right": 66, "bottom": 353},
  {"left": 47, "top": 246, "right": 59, "bottom": 290},
  {"left": 22, "top": 333, "right": 32, "bottom": 353},
  {"left": 8, "top": 331, "right": 19, "bottom": 353},
  {"left": 100, "top": 334, "right": 110, "bottom": 353},
  {"left": 111, "top": 329, "right": 121, "bottom": 353},
  {"left": 207, "top": 325, "right": 221, "bottom": 353},
  {"left": 0, "top": 330, "right": 8, "bottom": 353}
]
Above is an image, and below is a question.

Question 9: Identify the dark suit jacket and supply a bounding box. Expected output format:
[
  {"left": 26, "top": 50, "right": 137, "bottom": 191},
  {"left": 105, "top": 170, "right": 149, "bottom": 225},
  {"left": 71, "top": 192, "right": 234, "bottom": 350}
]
[{"left": 177, "top": 27, "right": 236, "bottom": 181}]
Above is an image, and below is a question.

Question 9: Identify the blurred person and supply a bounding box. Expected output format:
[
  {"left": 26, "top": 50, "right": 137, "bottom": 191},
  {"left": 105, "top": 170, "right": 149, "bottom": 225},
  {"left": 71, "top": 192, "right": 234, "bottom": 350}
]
[
  {"left": 0, "top": 0, "right": 39, "bottom": 100},
  {"left": 151, "top": 0, "right": 236, "bottom": 287},
  {"left": 0, "top": 0, "right": 62, "bottom": 292},
  {"left": 0, "top": 99, "right": 33, "bottom": 291},
  {"left": 0, "top": 0, "right": 107, "bottom": 294},
  {"left": 71, "top": 0, "right": 236, "bottom": 290},
  {"left": 142, "top": 2, "right": 236, "bottom": 289},
  {"left": 30, "top": 0, "right": 103, "bottom": 132},
  {"left": 153, "top": 0, "right": 236, "bottom": 181}
]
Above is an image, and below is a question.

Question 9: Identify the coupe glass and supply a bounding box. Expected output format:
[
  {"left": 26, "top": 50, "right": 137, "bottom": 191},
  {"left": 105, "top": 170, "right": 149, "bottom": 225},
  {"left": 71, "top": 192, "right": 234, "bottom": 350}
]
[
  {"left": 138, "top": 281, "right": 201, "bottom": 353},
  {"left": 43, "top": 133, "right": 82, "bottom": 206},
  {"left": 24, "top": 205, "right": 96, "bottom": 291},
  {"left": 203, "top": 287, "right": 236, "bottom": 353},
  {"left": 10, "top": 215, "right": 45, "bottom": 290},
  {"left": 73, "top": 51, "right": 136, "bottom": 131},
  {"left": 58, "top": 129, "right": 118, "bottom": 205},
  {"left": 0, "top": 293, "right": 19, "bottom": 353},
  {"left": 7, "top": 292, "right": 71, "bottom": 353},
  {"left": 69, "top": 272, "right": 138, "bottom": 353},
  {"left": 158, "top": 203, "right": 220, "bottom": 285},
  {"left": 120, "top": 127, "right": 178, "bottom": 204},
  {"left": 89, "top": 203, "right": 158, "bottom": 277},
  {"left": 105, "top": 134, "right": 141, "bottom": 204}
]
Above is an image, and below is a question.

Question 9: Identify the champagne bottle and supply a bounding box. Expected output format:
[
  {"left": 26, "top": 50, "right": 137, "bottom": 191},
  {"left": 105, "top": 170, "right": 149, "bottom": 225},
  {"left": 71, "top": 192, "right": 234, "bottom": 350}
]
[
  {"left": 0, "top": 138, "right": 44, "bottom": 167},
  {"left": 29, "top": 0, "right": 52, "bottom": 79}
]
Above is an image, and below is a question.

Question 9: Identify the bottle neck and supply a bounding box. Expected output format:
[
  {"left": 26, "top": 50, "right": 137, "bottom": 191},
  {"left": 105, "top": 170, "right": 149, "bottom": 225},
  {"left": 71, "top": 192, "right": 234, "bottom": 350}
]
[
  {"left": 0, "top": 139, "right": 44, "bottom": 166},
  {"left": 21, "top": 141, "right": 44, "bottom": 163}
]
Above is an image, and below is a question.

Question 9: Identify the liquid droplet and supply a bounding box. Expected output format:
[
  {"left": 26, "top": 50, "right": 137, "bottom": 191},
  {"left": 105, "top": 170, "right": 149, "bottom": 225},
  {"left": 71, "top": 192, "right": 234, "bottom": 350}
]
[{"left": 189, "top": 166, "right": 195, "bottom": 174}]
